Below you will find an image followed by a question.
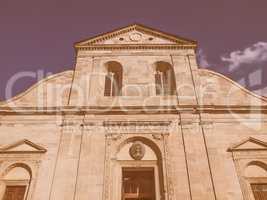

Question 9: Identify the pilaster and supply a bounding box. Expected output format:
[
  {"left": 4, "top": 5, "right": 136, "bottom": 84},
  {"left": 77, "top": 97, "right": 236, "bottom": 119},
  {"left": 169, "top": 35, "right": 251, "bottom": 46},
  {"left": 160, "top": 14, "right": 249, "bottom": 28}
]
[
  {"left": 74, "top": 116, "right": 106, "bottom": 200},
  {"left": 171, "top": 55, "right": 198, "bottom": 105},
  {"left": 179, "top": 113, "right": 216, "bottom": 200},
  {"left": 49, "top": 115, "right": 84, "bottom": 200},
  {"left": 69, "top": 55, "right": 94, "bottom": 106}
]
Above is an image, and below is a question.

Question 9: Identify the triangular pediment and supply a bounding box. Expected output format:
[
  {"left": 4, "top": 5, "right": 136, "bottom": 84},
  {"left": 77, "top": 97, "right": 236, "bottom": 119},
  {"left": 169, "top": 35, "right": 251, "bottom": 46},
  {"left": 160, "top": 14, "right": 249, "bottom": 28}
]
[
  {"left": 228, "top": 137, "right": 267, "bottom": 152},
  {"left": 75, "top": 23, "right": 197, "bottom": 48},
  {"left": 0, "top": 139, "right": 47, "bottom": 154}
]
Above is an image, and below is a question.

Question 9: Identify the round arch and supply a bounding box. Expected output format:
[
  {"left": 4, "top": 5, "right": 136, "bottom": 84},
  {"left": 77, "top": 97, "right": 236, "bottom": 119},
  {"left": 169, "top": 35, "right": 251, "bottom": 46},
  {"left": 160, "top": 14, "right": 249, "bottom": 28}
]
[
  {"left": 244, "top": 161, "right": 267, "bottom": 177},
  {"left": 153, "top": 61, "right": 177, "bottom": 96},
  {"left": 104, "top": 61, "right": 123, "bottom": 72},
  {"left": 0, "top": 163, "right": 32, "bottom": 200},
  {"left": 246, "top": 161, "right": 267, "bottom": 171},
  {"left": 116, "top": 136, "right": 162, "bottom": 160},
  {"left": 104, "top": 61, "right": 123, "bottom": 96},
  {"left": 2, "top": 163, "right": 32, "bottom": 179},
  {"left": 116, "top": 136, "right": 165, "bottom": 200}
]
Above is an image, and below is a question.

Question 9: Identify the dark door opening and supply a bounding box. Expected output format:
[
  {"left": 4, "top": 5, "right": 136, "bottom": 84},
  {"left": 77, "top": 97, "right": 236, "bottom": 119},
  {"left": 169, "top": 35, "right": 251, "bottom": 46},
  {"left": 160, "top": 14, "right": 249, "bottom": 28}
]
[
  {"left": 251, "top": 183, "right": 267, "bottom": 200},
  {"left": 3, "top": 185, "right": 26, "bottom": 200},
  {"left": 122, "top": 167, "right": 156, "bottom": 200}
]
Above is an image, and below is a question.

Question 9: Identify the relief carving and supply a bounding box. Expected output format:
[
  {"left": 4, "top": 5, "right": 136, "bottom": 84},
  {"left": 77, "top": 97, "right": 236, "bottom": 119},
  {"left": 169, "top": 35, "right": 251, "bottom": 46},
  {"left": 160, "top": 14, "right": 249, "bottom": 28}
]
[
  {"left": 106, "top": 133, "right": 122, "bottom": 141},
  {"left": 152, "top": 133, "right": 165, "bottom": 140},
  {"left": 103, "top": 120, "right": 172, "bottom": 134},
  {"left": 129, "top": 141, "right": 145, "bottom": 160}
]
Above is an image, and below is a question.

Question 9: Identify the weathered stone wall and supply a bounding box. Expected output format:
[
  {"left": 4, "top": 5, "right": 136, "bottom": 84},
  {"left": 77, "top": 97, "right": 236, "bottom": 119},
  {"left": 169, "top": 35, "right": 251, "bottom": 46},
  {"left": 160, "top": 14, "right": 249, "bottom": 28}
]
[{"left": 0, "top": 112, "right": 267, "bottom": 200}]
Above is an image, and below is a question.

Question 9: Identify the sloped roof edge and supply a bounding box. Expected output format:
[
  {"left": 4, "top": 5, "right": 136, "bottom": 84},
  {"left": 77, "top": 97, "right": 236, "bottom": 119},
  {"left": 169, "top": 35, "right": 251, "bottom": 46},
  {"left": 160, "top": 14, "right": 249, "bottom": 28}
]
[{"left": 75, "top": 23, "right": 197, "bottom": 47}]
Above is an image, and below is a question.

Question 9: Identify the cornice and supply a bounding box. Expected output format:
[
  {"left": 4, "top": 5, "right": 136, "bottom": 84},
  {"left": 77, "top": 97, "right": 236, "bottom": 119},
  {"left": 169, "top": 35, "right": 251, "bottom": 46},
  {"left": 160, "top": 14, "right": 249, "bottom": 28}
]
[
  {"left": 75, "top": 44, "right": 197, "bottom": 51},
  {"left": 75, "top": 23, "right": 197, "bottom": 47},
  {"left": 0, "top": 139, "right": 47, "bottom": 154},
  {"left": 1, "top": 105, "right": 267, "bottom": 115},
  {"left": 103, "top": 120, "right": 172, "bottom": 127}
]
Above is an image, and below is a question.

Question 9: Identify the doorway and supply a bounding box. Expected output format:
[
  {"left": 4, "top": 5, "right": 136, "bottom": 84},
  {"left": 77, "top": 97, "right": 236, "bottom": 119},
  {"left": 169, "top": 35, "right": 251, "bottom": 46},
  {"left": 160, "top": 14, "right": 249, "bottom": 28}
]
[
  {"left": 251, "top": 183, "right": 267, "bottom": 200},
  {"left": 122, "top": 167, "right": 156, "bottom": 200},
  {"left": 3, "top": 185, "right": 27, "bottom": 200}
]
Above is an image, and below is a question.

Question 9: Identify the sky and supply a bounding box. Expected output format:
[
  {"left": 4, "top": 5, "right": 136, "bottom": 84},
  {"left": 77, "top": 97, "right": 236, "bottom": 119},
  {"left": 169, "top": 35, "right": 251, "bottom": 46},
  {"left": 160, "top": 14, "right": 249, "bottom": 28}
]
[{"left": 0, "top": 0, "right": 267, "bottom": 100}]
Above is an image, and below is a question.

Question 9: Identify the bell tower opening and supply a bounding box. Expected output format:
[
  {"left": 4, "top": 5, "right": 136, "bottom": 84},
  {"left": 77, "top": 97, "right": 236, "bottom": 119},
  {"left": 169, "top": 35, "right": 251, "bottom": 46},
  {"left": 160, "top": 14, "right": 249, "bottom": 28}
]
[{"left": 122, "top": 167, "right": 156, "bottom": 200}]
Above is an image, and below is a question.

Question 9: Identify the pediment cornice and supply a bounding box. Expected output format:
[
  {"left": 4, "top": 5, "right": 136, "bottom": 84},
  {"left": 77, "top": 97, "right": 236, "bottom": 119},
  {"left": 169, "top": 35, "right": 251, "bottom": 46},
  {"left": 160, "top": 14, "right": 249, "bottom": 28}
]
[
  {"left": 228, "top": 137, "right": 267, "bottom": 152},
  {"left": 75, "top": 23, "right": 197, "bottom": 50},
  {"left": 0, "top": 139, "right": 47, "bottom": 154}
]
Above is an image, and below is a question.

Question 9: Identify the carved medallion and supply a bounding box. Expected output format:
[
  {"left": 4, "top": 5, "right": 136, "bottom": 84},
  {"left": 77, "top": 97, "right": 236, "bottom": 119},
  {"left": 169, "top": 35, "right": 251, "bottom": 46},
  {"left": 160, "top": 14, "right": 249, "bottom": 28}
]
[
  {"left": 129, "top": 33, "right": 142, "bottom": 41},
  {"left": 129, "top": 141, "right": 145, "bottom": 160}
]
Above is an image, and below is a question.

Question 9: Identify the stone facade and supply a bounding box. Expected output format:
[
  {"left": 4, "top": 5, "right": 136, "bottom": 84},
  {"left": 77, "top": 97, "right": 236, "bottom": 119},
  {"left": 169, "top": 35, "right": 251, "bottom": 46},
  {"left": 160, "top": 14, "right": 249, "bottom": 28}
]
[{"left": 0, "top": 24, "right": 267, "bottom": 200}]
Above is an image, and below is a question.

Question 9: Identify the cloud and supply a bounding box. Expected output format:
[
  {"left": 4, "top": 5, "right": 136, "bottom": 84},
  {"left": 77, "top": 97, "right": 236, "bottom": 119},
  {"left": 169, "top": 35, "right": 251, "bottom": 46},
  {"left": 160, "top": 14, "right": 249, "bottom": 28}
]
[
  {"left": 197, "top": 49, "right": 210, "bottom": 68},
  {"left": 221, "top": 42, "right": 267, "bottom": 70}
]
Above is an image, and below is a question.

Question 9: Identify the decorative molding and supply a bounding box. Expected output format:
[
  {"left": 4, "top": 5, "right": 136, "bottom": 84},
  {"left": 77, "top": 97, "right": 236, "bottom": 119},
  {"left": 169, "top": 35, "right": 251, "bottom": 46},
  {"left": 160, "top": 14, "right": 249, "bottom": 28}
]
[
  {"left": 103, "top": 132, "right": 172, "bottom": 200},
  {"left": 152, "top": 133, "right": 166, "bottom": 140},
  {"left": 199, "top": 121, "right": 213, "bottom": 126},
  {"left": 103, "top": 120, "right": 172, "bottom": 134},
  {"left": 179, "top": 121, "right": 194, "bottom": 126},
  {"left": 0, "top": 118, "right": 61, "bottom": 126},
  {"left": 75, "top": 23, "right": 197, "bottom": 48},
  {"left": 76, "top": 44, "right": 196, "bottom": 51},
  {"left": 1, "top": 105, "right": 267, "bottom": 115},
  {"left": 129, "top": 141, "right": 145, "bottom": 160},
  {"left": 0, "top": 139, "right": 47, "bottom": 154},
  {"left": 60, "top": 122, "right": 82, "bottom": 127},
  {"left": 179, "top": 121, "right": 196, "bottom": 129},
  {"left": 83, "top": 122, "right": 97, "bottom": 127},
  {"left": 199, "top": 121, "right": 214, "bottom": 129},
  {"left": 228, "top": 137, "right": 267, "bottom": 152},
  {"left": 103, "top": 120, "right": 171, "bottom": 126},
  {"left": 106, "top": 133, "right": 122, "bottom": 141},
  {"left": 229, "top": 137, "right": 267, "bottom": 200},
  {"left": 75, "top": 23, "right": 197, "bottom": 50}
]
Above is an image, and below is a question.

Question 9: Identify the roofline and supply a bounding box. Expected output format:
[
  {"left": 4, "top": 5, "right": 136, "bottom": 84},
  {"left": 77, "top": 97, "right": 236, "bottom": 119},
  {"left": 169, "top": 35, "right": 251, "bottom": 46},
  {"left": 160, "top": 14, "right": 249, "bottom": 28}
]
[{"left": 74, "top": 23, "right": 197, "bottom": 48}]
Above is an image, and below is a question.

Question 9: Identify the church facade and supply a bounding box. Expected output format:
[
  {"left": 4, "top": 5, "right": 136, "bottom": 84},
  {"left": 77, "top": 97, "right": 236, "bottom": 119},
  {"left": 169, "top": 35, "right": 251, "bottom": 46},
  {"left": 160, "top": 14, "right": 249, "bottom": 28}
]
[{"left": 0, "top": 24, "right": 267, "bottom": 200}]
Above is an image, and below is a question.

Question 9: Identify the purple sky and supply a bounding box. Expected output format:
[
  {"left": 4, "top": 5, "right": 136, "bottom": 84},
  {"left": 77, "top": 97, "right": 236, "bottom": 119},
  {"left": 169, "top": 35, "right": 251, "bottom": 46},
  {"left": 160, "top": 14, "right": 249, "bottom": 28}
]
[{"left": 1, "top": 0, "right": 267, "bottom": 100}]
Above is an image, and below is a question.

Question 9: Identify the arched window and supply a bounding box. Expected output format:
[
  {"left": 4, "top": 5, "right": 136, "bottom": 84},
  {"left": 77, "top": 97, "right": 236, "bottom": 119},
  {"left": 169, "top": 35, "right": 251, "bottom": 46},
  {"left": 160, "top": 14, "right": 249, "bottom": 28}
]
[
  {"left": 1, "top": 163, "right": 32, "bottom": 200},
  {"left": 104, "top": 61, "right": 123, "bottom": 96},
  {"left": 154, "top": 61, "right": 176, "bottom": 96},
  {"left": 245, "top": 161, "right": 267, "bottom": 200}
]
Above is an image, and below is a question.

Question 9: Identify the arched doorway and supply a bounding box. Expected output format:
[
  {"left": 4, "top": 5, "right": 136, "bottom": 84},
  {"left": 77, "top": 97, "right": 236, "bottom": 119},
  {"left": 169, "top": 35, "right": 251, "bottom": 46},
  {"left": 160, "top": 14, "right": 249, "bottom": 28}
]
[
  {"left": 113, "top": 137, "right": 165, "bottom": 200},
  {"left": 1, "top": 163, "right": 32, "bottom": 200},
  {"left": 244, "top": 161, "right": 267, "bottom": 200}
]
